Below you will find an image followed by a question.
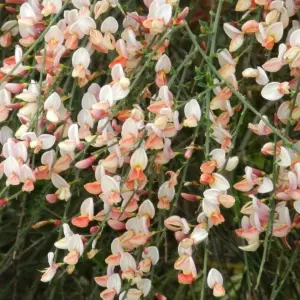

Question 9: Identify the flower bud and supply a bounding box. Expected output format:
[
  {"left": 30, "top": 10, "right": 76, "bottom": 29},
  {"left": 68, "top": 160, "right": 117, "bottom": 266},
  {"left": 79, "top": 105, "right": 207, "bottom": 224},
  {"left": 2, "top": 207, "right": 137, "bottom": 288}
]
[
  {"left": 90, "top": 225, "right": 100, "bottom": 234},
  {"left": 87, "top": 249, "right": 99, "bottom": 259},
  {"left": 75, "top": 155, "right": 97, "bottom": 169},
  {"left": 67, "top": 265, "right": 75, "bottom": 274},
  {"left": 0, "top": 198, "right": 8, "bottom": 208},
  {"left": 184, "top": 146, "right": 194, "bottom": 160},
  {"left": 181, "top": 193, "right": 198, "bottom": 201},
  {"left": 200, "top": 173, "right": 214, "bottom": 185},
  {"left": 32, "top": 220, "right": 52, "bottom": 229}
]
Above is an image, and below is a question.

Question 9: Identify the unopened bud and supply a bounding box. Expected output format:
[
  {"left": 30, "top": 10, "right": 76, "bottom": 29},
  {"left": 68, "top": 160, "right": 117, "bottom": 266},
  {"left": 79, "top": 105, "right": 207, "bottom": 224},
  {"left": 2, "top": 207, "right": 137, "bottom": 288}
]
[
  {"left": 90, "top": 225, "right": 100, "bottom": 234},
  {"left": 5, "top": 6, "right": 18, "bottom": 13},
  {"left": 200, "top": 173, "right": 214, "bottom": 185},
  {"left": 32, "top": 220, "right": 52, "bottom": 229},
  {"left": 87, "top": 249, "right": 100, "bottom": 259},
  {"left": 184, "top": 146, "right": 194, "bottom": 160},
  {"left": 67, "top": 265, "right": 75, "bottom": 274},
  {"left": 53, "top": 219, "right": 62, "bottom": 227},
  {"left": 181, "top": 193, "right": 198, "bottom": 201},
  {"left": 293, "top": 216, "right": 300, "bottom": 228},
  {"left": 75, "top": 155, "right": 97, "bottom": 169},
  {"left": 0, "top": 198, "right": 8, "bottom": 208}
]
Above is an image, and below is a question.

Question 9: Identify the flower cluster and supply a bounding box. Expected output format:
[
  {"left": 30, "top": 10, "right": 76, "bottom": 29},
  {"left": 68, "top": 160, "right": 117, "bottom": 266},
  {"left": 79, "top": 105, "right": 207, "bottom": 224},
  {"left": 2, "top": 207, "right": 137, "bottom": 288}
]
[{"left": 1, "top": 0, "right": 300, "bottom": 299}]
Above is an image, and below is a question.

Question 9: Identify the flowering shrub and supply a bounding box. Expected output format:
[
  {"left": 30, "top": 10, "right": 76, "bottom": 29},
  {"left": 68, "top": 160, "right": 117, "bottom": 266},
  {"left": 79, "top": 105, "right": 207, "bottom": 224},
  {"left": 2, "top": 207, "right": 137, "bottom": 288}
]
[{"left": 0, "top": 0, "right": 300, "bottom": 299}]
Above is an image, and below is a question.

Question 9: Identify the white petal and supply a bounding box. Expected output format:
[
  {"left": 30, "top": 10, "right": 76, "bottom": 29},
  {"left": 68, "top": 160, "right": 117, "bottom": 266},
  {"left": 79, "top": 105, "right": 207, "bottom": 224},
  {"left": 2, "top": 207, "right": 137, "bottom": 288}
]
[
  {"left": 44, "top": 92, "right": 61, "bottom": 110},
  {"left": 226, "top": 156, "right": 239, "bottom": 171},
  {"left": 294, "top": 200, "right": 300, "bottom": 214},
  {"left": 68, "top": 123, "right": 80, "bottom": 143},
  {"left": 142, "top": 246, "right": 159, "bottom": 265},
  {"left": 77, "top": 109, "right": 94, "bottom": 128},
  {"left": 210, "top": 173, "right": 230, "bottom": 191},
  {"left": 51, "top": 173, "right": 68, "bottom": 188},
  {"left": 156, "top": 4, "right": 172, "bottom": 24},
  {"left": 155, "top": 54, "right": 171, "bottom": 73},
  {"left": 257, "top": 177, "right": 273, "bottom": 193},
  {"left": 266, "top": 22, "right": 283, "bottom": 42},
  {"left": 223, "top": 23, "right": 242, "bottom": 39},
  {"left": 138, "top": 199, "right": 155, "bottom": 219},
  {"left": 4, "top": 156, "right": 20, "bottom": 176},
  {"left": 238, "top": 241, "right": 260, "bottom": 251},
  {"left": 67, "top": 234, "right": 84, "bottom": 255},
  {"left": 184, "top": 99, "right": 201, "bottom": 121},
  {"left": 107, "top": 274, "right": 121, "bottom": 293},
  {"left": 256, "top": 67, "right": 269, "bottom": 86},
  {"left": 101, "top": 16, "right": 118, "bottom": 33},
  {"left": 277, "top": 146, "right": 291, "bottom": 167},
  {"left": 39, "top": 134, "right": 56, "bottom": 149},
  {"left": 190, "top": 227, "right": 208, "bottom": 244},
  {"left": 261, "top": 82, "right": 282, "bottom": 101},
  {"left": 111, "top": 64, "right": 125, "bottom": 81},
  {"left": 137, "top": 278, "right": 151, "bottom": 297},
  {"left": 19, "top": 164, "right": 35, "bottom": 182},
  {"left": 78, "top": 16, "right": 96, "bottom": 35},
  {"left": 99, "top": 85, "right": 113, "bottom": 106},
  {"left": 121, "top": 118, "right": 138, "bottom": 138},
  {"left": 45, "top": 26, "right": 64, "bottom": 44},
  {"left": 41, "top": 150, "right": 55, "bottom": 167},
  {"left": 207, "top": 268, "right": 223, "bottom": 288},
  {"left": 111, "top": 83, "right": 130, "bottom": 101},
  {"left": 80, "top": 197, "right": 94, "bottom": 220},
  {"left": 101, "top": 175, "right": 119, "bottom": 194},
  {"left": 210, "top": 148, "right": 226, "bottom": 168},
  {"left": 54, "top": 237, "right": 69, "bottom": 249},
  {"left": 130, "top": 148, "right": 148, "bottom": 170},
  {"left": 289, "top": 28, "right": 300, "bottom": 47},
  {"left": 72, "top": 47, "right": 90, "bottom": 69},
  {"left": 82, "top": 92, "right": 97, "bottom": 109}
]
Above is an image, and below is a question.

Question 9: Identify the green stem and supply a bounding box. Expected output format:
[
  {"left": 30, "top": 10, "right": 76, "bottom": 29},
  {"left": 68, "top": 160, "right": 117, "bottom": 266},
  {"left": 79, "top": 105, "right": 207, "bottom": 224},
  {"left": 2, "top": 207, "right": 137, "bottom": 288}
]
[
  {"left": 270, "top": 248, "right": 299, "bottom": 300},
  {"left": 168, "top": 47, "right": 196, "bottom": 88},
  {"left": 270, "top": 250, "right": 284, "bottom": 298},
  {"left": 255, "top": 138, "right": 278, "bottom": 289}
]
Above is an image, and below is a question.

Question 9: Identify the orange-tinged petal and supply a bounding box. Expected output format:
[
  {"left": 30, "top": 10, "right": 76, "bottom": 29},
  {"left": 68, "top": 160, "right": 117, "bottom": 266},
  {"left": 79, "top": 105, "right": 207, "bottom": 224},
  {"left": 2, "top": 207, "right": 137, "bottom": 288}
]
[{"left": 72, "top": 215, "right": 90, "bottom": 228}]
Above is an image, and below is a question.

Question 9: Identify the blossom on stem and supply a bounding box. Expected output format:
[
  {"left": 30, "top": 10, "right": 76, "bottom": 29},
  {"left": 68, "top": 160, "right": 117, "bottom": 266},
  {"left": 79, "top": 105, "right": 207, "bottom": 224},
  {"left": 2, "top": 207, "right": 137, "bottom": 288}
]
[
  {"left": 72, "top": 47, "right": 91, "bottom": 85},
  {"left": 63, "top": 234, "right": 84, "bottom": 265},
  {"left": 40, "top": 252, "right": 58, "bottom": 282},
  {"left": 143, "top": 1, "right": 172, "bottom": 35},
  {"left": 207, "top": 268, "right": 226, "bottom": 297},
  {"left": 261, "top": 81, "right": 290, "bottom": 101},
  {"left": 155, "top": 54, "right": 171, "bottom": 87},
  {"left": 51, "top": 173, "right": 71, "bottom": 201},
  {"left": 255, "top": 22, "right": 284, "bottom": 50},
  {"left": 183, "top": 99, "right": 201, "bottom": 127},
  {"left": 128, "top": 148, "right": 148, "bottom": 182},
  {"left": 72, "top": 197, "right": 94, "bottom": 227}
]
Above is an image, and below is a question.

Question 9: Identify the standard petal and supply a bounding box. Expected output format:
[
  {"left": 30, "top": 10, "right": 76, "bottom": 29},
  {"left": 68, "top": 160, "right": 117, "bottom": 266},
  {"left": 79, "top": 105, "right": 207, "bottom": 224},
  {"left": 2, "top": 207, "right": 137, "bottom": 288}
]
[{"left": 261, "top": 82, "right": 282, "bottom": 101}]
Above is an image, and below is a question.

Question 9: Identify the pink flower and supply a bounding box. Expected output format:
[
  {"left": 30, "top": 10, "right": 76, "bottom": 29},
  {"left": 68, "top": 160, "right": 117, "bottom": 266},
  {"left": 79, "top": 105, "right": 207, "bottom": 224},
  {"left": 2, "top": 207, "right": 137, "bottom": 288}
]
[
  {"left": 40, "top": 252, "right": 58, "bottom": 282},
  {"left": 256, "top": 22, "right": 284, "bottom": 50},
  {"left": 63, "top": 234, "right": 84, "bottom": 265},
  {"left": 261, "top": 82, "right": 290, "bottom": 101},
  {"left": 143, "top": 1, "right": 172, "bottom": 35},
  {"left": 223, "top": 23, "right": 244, "bottom": 52},
  {"left": 207, "top": 268, "right": 226, "bottom": 297},
  {"left": 183, "top": 99, "right": 201, "bottom": 127},
  {"left": 72, "top": 47, "right": 91, "bottom": 79},
  {"left": 263, "top": 44, "right": 288, "bottom": 72},
  {"left": 72, "top": 197, "right": 94, "bottom": 228}
]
